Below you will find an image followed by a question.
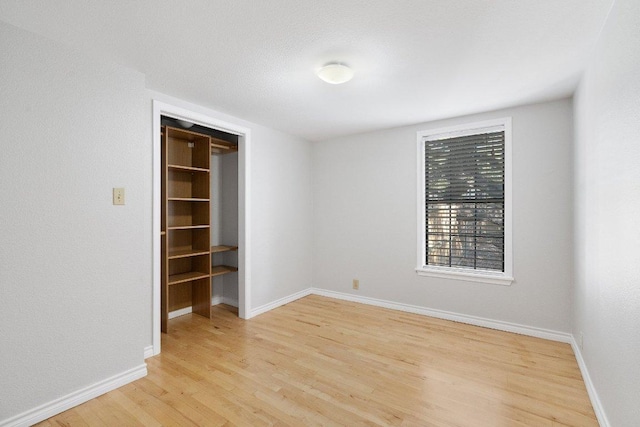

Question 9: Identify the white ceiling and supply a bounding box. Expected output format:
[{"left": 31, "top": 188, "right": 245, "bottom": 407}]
[{"left": 0, "top": 0, "right": 613, "bottom": 141}]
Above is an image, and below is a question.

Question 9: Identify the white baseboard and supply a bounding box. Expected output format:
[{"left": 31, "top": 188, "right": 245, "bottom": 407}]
[
  {"left": 168, "top": 305, "right": 193, "bottom": 319},
  {"left": 246, "top": 287, "right": 571, "bottom": 343},
  {"left": 0, "top": 364, "right": 147, "bottom": 427},
  {"left": 221, "top": 296, "right": 238, "bottom": 308},
  {"left": 212, "top": 296, "right": 238, "bottom": 307},
  {"left": 170, "top": 285, "right": 571, "bottom": 344},
  {"left": 249, "top": 288, "right": 313, "bottom": 318},
  {"left": 144, "top": 345, "right": 154, "bottom": 359},
  {"left": 570, "top": 336, "right": 610, "bottom": 427},
  {"left": 168, "top": 296, "right": 239, "bottom": 320},
  {"left": 310, "top": 288, "right": 572, "bottom": 343}
]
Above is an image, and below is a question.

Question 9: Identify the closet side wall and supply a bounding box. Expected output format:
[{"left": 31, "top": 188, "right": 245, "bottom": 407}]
[
  {"left": 221, "top": 153, "right": 239, "bottom": 304},
  {"left": 210, "top": 155, "right": 224, "bottom": 302}
]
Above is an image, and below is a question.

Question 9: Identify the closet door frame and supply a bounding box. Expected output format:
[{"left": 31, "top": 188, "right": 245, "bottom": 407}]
[{"left": 151, "top": 100, "right": 251, "bottom": 356}]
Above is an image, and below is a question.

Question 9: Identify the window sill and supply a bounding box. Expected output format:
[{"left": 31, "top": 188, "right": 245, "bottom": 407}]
[{"left": 415, "top": 267, "right": 514, "bottom": 286}]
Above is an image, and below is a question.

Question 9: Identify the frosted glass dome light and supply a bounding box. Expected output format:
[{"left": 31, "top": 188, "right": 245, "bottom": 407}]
[
  {"left": 317, "top": 63, "right": 354, "bottom": 84},
  {"left": 176, "top": 119, "right": 194, "bottom": 128}
]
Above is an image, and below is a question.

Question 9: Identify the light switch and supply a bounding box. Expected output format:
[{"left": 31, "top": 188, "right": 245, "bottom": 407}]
[{"left": 113, "top": 188, "right": 125, "bottom": 205}]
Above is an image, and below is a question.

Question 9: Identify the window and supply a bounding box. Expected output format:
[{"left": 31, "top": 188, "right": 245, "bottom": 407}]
[{"left": 416, "top": 118, "right": 513, "bottom": 285}]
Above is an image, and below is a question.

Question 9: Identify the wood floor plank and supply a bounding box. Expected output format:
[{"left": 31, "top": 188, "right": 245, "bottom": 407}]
[{"left": 36, "top": 295, "right": 597, "bottom": 426}]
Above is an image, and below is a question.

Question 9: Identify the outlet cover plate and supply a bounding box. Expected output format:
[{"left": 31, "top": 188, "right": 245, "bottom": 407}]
[{"left": 113, "top": 187, "right": 125, "bottom": 205}]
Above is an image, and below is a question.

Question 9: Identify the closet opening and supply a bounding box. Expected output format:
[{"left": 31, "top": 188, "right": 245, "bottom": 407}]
[{"left": 152, "top": 101, "right": 250, "bottom": 349}]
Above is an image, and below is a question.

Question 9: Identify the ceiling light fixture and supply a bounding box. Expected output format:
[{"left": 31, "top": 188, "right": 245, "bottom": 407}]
[
  {"left": 317, "top": 63, "right": 354, "bottom": 84},
  {"left": 176, "top": 119, "right": 194, "bottom": 128}
]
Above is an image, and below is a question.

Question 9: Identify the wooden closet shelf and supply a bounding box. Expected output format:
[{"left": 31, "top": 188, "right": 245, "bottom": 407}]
[
  {"left": 167, "top": 225, "right": 209, "bottom": 230},
  {"left": 168, "top": 164, "right": 209, "bottom": 173},
  {"left": 211, "top": 245, "right": 239, "bottom": 253},
  {"left": 211, "top": 265, "right": 238, "bottom": 277},
  {"left": 168, "top": 197, "right": 210, "bottom": 202},
  {"left": 168, "top": 271, "right": 210, "bottom": 286},
  {"left": 168, "top": 248, "right": 211, "bottom": 259},
  {"left": 167, "top": 224, "right": 209, "bottom": 231}
]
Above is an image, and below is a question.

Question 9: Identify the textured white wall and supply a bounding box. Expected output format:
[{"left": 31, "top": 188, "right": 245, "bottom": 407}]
[
  {"left": 249, "top": 126, "right": 314, "bottom": 308},
  {"left": 210, "top": 154, "right": 224, "bottom": 302},
  {"left": 210, "top": 155, "right": 222, "bottom": 246},
  {"left": 313, "top": 99, "right": 574, "bottom": 332},
  {"left": 221, "top": 152, "right": 239, "bottom": 304},
  {"left": 573, "top": 0, "right": 640, "bottom": 424},
  {"left": 0, "top": 22, "right": 149, "bottom": 421}
]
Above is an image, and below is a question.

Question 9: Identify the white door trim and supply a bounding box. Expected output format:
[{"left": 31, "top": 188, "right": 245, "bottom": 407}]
[{"left": 151, "top": 100, "right": 251, "bottom": 356}]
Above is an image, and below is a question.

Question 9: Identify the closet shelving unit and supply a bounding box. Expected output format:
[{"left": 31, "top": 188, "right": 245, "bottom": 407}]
[{"left": 161, "top": 125, "right": 238, "bottom": 333}]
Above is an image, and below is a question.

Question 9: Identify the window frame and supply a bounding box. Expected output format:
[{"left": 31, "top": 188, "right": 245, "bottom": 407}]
[{"left": 416, "top": 117, "right": 514, "bottom": 286}]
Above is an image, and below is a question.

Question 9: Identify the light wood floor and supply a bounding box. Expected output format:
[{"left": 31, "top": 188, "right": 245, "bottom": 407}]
[{"left": 37, "top": 295, "right": 597, "bottom": 426}]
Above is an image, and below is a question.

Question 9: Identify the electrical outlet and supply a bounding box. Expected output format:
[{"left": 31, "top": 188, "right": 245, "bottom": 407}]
[
  {"left": 579, "top": 332, "right": 584, "bottom": 350},
  {"left": 352, "top": 279, "right": 359, "bottom": 290},
  {"left": 113, "top": 188, "right": 125, "bottom": 205}
]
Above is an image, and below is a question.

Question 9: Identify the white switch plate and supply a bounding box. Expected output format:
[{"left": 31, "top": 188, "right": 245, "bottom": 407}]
[{"left": 113, "top": 188, "right": 125, "bottom": 205}]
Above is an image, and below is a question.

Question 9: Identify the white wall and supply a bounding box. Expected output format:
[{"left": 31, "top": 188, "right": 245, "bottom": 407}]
[
  {"left": 211, "top": 154, "right": 223, "bottom": 246},
  {"left": 249, "top": 126, "right": 314, "bottom": 309},
  {"left": 0, "top": 21, "right": 150, "bottom": 422},
  {"left": 313, "top": 99, "right": 574, "bottom": 333},
  {"left": 221, "top": 152, "right": 239, "bottom": 304},
  {"left": 573, "top": 0, "right": 640, "bottom": 424}
]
